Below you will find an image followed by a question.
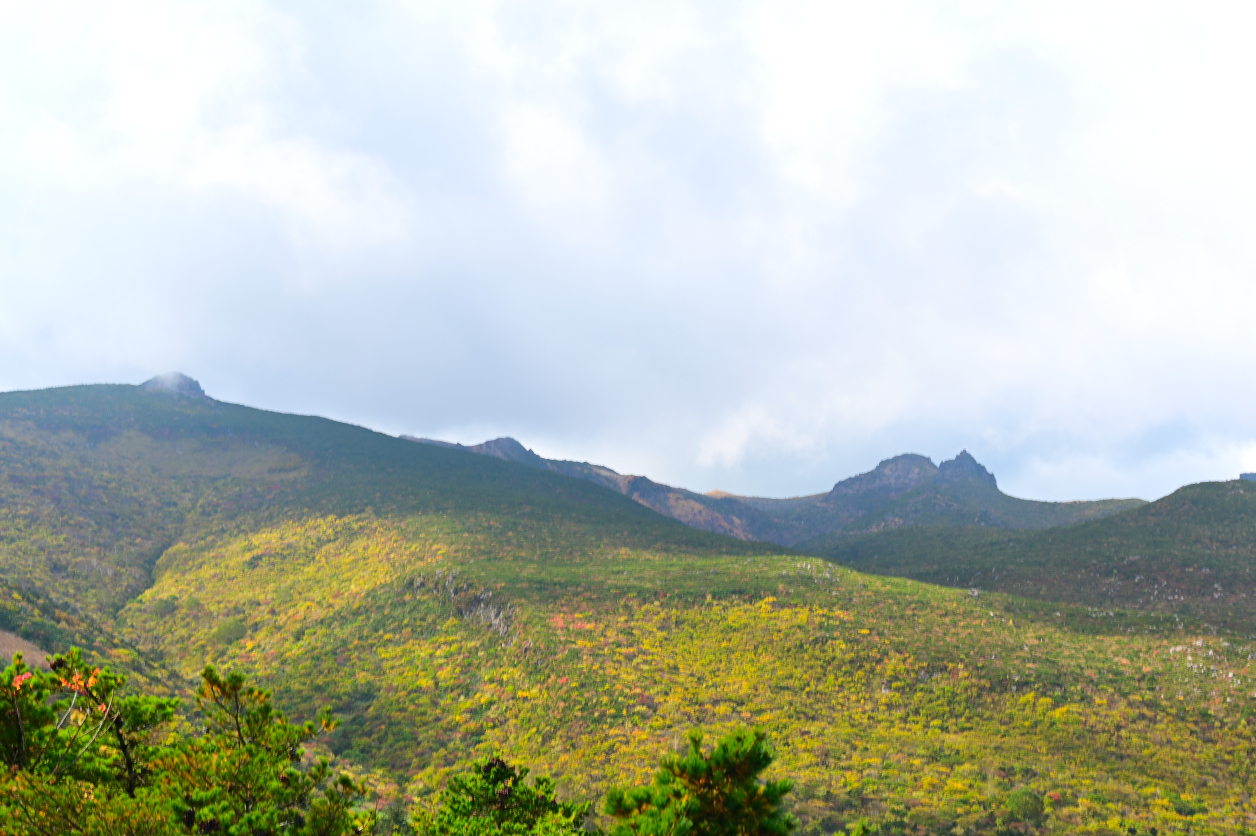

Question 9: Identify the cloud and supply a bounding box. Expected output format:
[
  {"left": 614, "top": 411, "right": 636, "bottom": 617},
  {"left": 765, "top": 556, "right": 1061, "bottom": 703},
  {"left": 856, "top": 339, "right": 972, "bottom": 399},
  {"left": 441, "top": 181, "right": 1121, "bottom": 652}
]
[
  {"left": 2, "top": 1, "right": 409, "bottom": 259},
  {"left": 2, "top": 0, "right": 1255, "bottom": 502}
]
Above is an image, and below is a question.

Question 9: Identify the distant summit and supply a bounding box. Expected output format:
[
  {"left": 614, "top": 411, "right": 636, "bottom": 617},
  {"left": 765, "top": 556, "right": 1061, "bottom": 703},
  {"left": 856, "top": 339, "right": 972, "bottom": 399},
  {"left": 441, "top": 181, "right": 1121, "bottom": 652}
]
[
  {"left": 826, "top": 454, "right": 937, "bottom": 499},
  {"left": 140, "top": 372, "right": 207, "bottom": 398},
  {"left": 936, "top": 450, "right": 997, "bottom": 489},
  {"left": 402, "top": 436, "right": 1143, "bottom": 546},
  {"left": 402, "top": 436, "right": 552, "bottom": 469}
]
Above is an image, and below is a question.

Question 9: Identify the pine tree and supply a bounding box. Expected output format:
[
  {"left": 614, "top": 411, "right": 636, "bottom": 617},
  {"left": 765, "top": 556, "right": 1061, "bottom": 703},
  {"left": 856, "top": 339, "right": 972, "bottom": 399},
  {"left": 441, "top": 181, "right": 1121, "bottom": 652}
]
[
  {"left": 413, "top": 756, "right": 588, "bottom": 836},
  {"left": 604, "top": 728, "right": 795, "bottom": 836}
]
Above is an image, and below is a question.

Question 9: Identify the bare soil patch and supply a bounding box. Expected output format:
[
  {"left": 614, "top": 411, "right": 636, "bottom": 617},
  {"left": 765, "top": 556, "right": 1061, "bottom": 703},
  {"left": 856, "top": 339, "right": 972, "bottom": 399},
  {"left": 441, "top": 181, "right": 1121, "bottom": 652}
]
[{"left": 0, "top": 629, "right": 50, "bottom": 668}]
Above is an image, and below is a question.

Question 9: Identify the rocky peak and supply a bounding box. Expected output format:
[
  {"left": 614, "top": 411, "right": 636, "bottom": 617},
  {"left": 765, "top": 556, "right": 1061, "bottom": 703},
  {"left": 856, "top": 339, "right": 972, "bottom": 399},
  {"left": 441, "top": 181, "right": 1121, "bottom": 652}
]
[
  {"left": 140, "top": 372, "right": 207, "bottom": 398},
  {"left": 468, "top": 437, "right": 551, "bottom": 469},
  {"left": 827, "top": 453, "right": 938, "bottom": 498},
  {"left": 936, "top": 450, "right": 997, "bottom": 489}
]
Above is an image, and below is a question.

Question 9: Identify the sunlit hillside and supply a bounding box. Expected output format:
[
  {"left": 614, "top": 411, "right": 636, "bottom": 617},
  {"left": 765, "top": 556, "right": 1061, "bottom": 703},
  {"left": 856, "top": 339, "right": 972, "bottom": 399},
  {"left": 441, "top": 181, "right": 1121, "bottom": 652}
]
[
  {"left": 2, "top": 383, "right": 1255, "bottom": 834},
  {"left": 0, "top": 383, "right": 754, "bottom": 693},
  {"left": 123, "top": 519, "right": 1256, "bottom": 835}
]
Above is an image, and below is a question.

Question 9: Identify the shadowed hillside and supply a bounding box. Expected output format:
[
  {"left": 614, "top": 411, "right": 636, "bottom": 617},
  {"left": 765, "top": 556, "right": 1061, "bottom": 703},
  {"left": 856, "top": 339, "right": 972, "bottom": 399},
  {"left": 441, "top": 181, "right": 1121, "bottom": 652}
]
[
  {"left": 402, "top": 435, "right": 779, "bottom": 540},
  {"left": 808, "top": 479, "right": 1256, "bottom": 634},
  {"left": 405, "top": 438, "right": 1144, "bottom": 545}
]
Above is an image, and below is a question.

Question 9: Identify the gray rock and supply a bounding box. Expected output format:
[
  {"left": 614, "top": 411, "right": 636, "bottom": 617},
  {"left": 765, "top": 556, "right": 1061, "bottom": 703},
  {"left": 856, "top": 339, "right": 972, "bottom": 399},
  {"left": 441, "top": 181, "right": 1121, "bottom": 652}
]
[
  {"left": 140, "top": 372, "right": 207, "bottom": 398},
  {"left": 937, "top": 450, "right": 998, "bottom": 489}
]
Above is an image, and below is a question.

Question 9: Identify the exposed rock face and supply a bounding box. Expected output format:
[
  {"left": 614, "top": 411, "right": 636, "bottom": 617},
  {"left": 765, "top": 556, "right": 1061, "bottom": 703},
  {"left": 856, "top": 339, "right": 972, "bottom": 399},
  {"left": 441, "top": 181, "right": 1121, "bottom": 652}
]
[
  {"left": 469, "top": 437, "right": 551, "bottom": 468},
  {"left": 826, "top": 454, "right": 938, "bottom": 500},
  {"left": 936, "top": 450, "right": 998, "bottom": 489},
  {"left": 140, "top": 372, "right": 207, "bottom": 398}
]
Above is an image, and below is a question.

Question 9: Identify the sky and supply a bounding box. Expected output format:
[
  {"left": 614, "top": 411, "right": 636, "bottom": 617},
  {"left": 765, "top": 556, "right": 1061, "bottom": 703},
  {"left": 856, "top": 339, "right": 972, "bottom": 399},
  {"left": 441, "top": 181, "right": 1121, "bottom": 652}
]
[{"left": 3, "top": 1, "right": 1256, "bottom": 502}]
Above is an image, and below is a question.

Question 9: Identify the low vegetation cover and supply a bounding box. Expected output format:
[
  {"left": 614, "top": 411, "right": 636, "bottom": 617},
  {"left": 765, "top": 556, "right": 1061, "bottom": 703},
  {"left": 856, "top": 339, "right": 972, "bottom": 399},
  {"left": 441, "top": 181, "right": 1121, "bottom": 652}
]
[
  {"left": 3, "top": 385, "right": 1256, "bottom": 834},
  {"left": 809, "top": 480, "right": 1256, "bottom": 634},
  {"left": 120, "top": 510, "right": 1256, "bottom": 835},
  {"left": 0, "top": 384, "right": 750, "bottom": 694},
  {"left": 2, "top": 649, "right": 794, "bottom": 836}
]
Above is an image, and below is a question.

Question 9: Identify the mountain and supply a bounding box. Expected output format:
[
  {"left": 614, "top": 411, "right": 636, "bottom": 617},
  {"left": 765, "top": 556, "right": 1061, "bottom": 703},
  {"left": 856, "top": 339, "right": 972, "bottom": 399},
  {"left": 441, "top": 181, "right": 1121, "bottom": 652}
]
[
  {"left": 3, "top": 378, "right": 1254, "bottom": 833},
  {"left": 809, "top": 478, "right": 1256, "bottom": 634},
  {"left": 403, "top": 438, "right": 1144, "bottom": 545},
  {"left": 0, "top": 379, "right": 759, "bottom": 689},
  {"left": 401, "top": 435, "right": 775, "bottom": 540}
]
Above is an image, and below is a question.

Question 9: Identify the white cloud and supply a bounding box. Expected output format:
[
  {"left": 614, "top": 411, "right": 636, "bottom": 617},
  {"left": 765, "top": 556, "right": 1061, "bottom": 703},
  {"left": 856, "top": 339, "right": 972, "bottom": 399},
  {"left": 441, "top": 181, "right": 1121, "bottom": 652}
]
[
  {"left": 2, "top": 0, "right": 1255, "bottom": 501},
  {"left": 751, "top": 1, "right": 969, "bottom": 206},
  {"left": 1, "top": 1, "right": 409, "bottom": 260}
]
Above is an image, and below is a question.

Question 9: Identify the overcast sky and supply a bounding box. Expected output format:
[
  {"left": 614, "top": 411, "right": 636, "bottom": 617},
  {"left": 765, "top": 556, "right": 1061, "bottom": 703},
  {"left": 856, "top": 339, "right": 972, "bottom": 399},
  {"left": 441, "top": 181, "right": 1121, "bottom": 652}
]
[{"left": 3, "top": 1, "right": 1256, "bottom": 501}]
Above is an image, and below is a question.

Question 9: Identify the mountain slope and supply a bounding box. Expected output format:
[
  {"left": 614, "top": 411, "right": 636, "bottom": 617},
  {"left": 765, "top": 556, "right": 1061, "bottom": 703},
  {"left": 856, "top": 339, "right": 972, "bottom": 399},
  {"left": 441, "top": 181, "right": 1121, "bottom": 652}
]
[
  {"left": 122, "top": 512, "right": 1256, "bottom": 835},
  {"left": 4, "top": 380, "right": 1256, "bottom": 834},
  {"left": 402, "top": 436, "right": 783, "bottom": 540},
  {"left": 716, "top": 451, "right": 1144, "bottom": 542},
  {"left": 406, "top": 438, "right": 1144, "bottom": 545},
  {"left": 808, "top": 479, "right": 1256, "bottom": 633},
  {"left": 0, "top": 381, "right": 765, "bottom": 676}
]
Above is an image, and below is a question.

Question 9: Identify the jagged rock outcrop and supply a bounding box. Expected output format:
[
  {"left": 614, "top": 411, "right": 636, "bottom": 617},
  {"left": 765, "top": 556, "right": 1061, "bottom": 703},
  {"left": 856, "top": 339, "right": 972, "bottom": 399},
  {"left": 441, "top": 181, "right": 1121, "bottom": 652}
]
[{"left": 936, "top": 450, "right": 997, "bottom": 489}]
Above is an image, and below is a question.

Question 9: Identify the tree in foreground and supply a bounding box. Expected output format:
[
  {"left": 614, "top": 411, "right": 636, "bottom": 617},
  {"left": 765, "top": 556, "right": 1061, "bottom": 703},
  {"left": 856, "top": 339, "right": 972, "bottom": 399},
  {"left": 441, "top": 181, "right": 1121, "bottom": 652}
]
[
  {"left": 1, "top": 648, "right": 179, "bottom": 835},
  {"left": 604, "top": 728, "right": 795, "bottom": 836},
  {"left": 412, "top": 756, "right": 589, "bottom": 836},
  {"left": 162, "top": 665, "right": 371, "bottom": 835},
  {"left": 0, "top": 650, "right": 371, "bottom": 836}
]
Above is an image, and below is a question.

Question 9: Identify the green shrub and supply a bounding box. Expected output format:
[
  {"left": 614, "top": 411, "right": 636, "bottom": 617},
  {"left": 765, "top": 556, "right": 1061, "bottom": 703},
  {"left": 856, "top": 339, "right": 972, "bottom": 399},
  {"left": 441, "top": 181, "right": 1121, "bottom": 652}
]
[
  {"left": 169, "top": 665, "right": 370, "bottom": 835},
  {"left": 0, "top": 651, "right": 369, "bottom": 835},
  {"left": 212, "top": 616, "right": 247, "bottom": 646},
  {"left": 152, "top": 596, "right": 177, "bottom": 617},
  {"left": 1004, "top": 788, "right": 1044, "bottom": 823},
  {"left": 1165, "top": 790, "right": 1207, "bottom": 817}
]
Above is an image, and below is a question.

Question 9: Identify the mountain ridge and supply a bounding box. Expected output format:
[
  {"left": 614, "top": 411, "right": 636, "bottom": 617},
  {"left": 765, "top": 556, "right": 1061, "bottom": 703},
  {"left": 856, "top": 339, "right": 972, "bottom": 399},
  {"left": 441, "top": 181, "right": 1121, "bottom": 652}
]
[
  {"left": 403, "top": 437, "right": 1145, "bottom": 545},
  {"left": 4, "top": 378, "right": 1256, "bottom": 833},
  {"left": 808, "top": 477, "right": 1256, "bottom": 633}
]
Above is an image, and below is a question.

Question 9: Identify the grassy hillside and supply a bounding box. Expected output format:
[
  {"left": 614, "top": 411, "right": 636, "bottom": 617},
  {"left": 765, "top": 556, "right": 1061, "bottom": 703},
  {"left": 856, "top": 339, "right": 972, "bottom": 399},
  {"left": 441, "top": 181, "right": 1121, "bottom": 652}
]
[
  {"left": 121, "top": 521, "right": 1256, "bottom": 835},
  {"left": 4, "top": 383, "right": 1256, "bottom": 834},
  {"left": 806, "top": 480, "right": 1256, "bottom": 635},
  {"left": 0, "top": 383, "right": 757, "bottom": 690}
]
